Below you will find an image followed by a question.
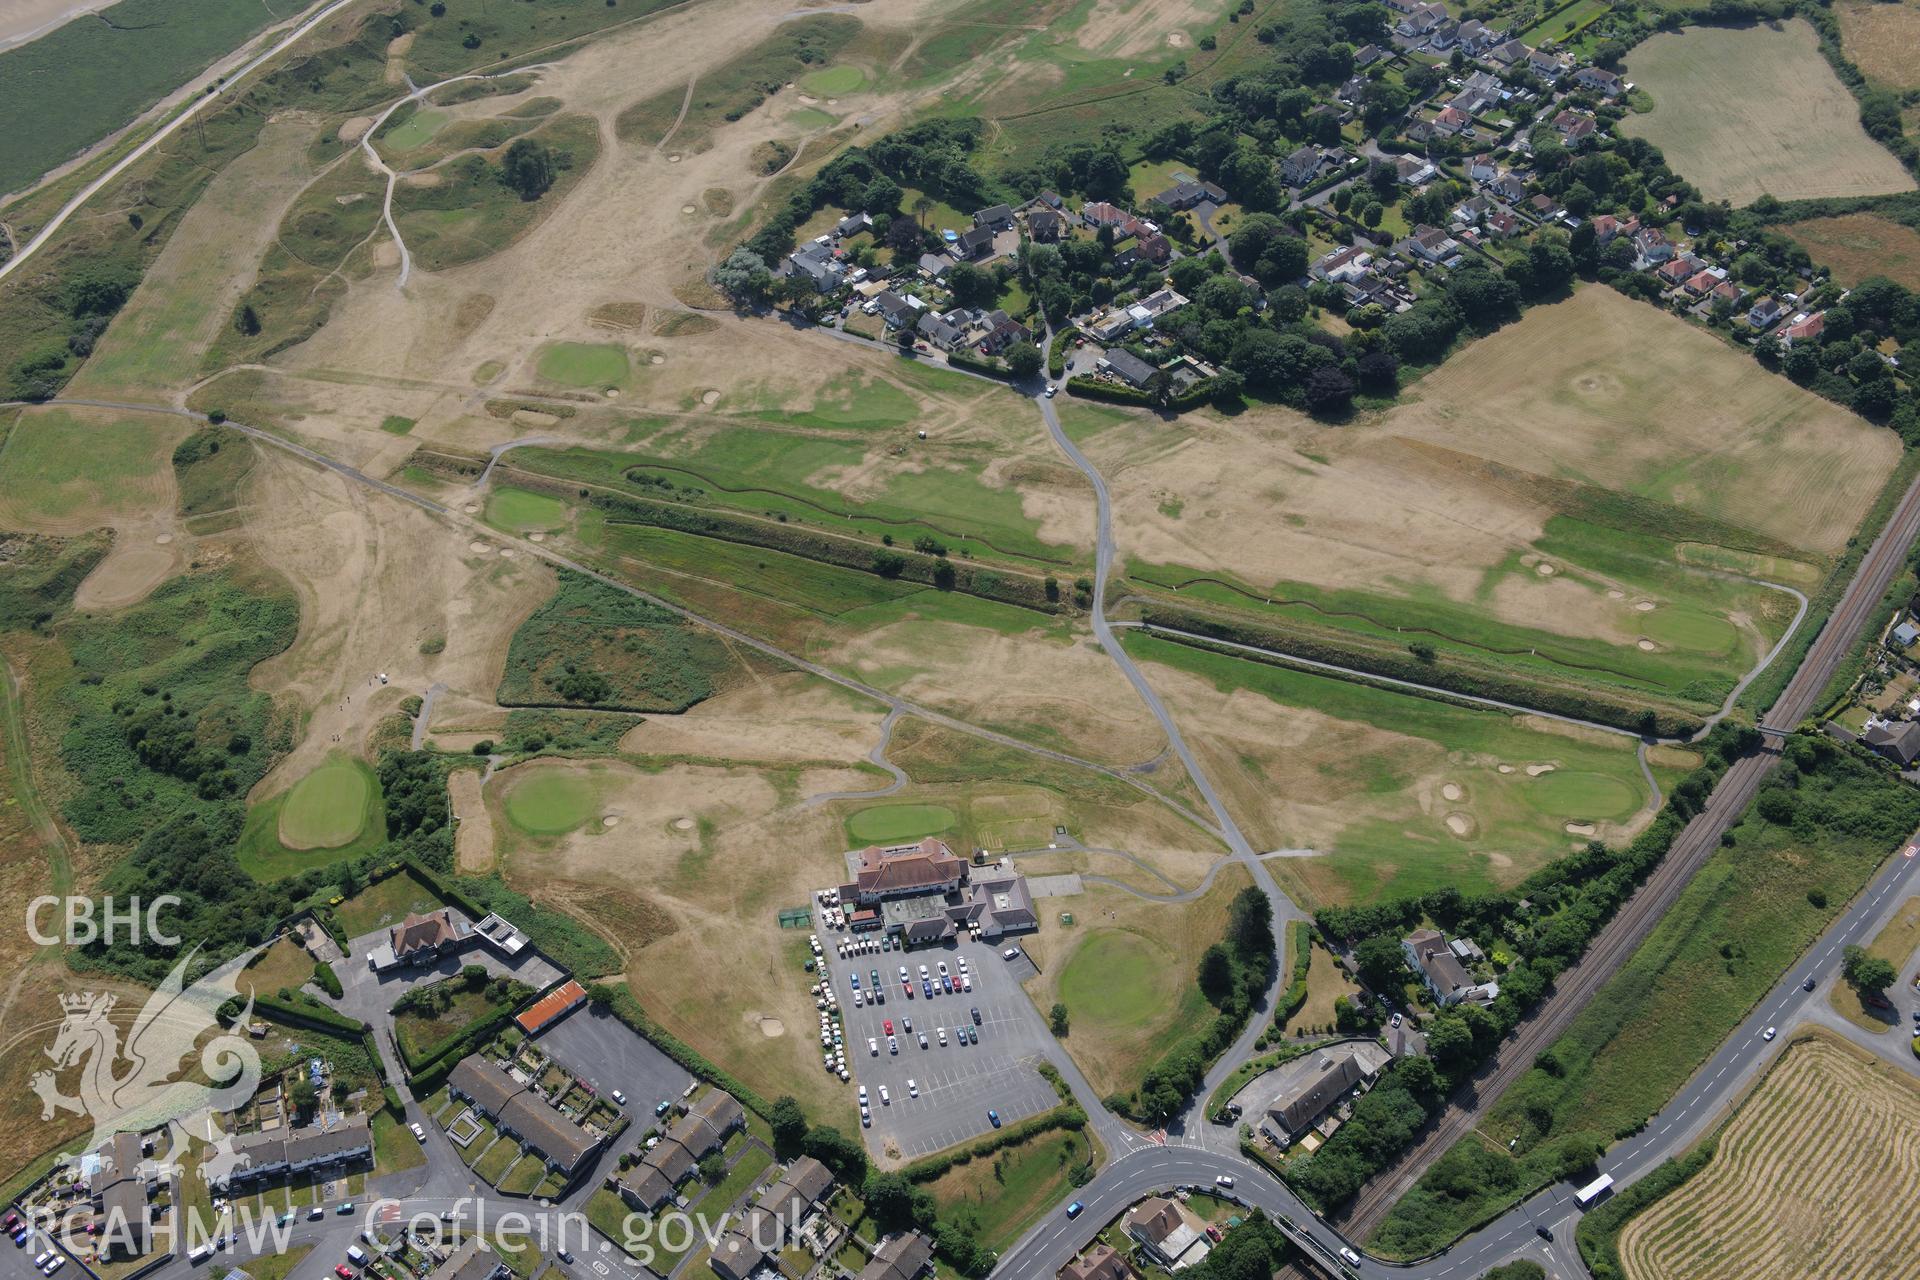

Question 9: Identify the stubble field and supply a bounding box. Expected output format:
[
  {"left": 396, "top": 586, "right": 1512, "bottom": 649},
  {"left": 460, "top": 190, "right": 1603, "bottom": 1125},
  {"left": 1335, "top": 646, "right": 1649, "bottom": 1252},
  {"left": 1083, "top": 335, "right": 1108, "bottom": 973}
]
[
  {"left": 1617, "top": 1033, "right": 1920, "bottom": 1280},
  {"left": 1835, "top": 0, "right": 1920, "bottom": 90},
  {"left": 1621, "top": 21, "right": 1915, "bottom": 204},
  {"left": 1775, "top": 212, "right": 1920, "bottom": 291}
]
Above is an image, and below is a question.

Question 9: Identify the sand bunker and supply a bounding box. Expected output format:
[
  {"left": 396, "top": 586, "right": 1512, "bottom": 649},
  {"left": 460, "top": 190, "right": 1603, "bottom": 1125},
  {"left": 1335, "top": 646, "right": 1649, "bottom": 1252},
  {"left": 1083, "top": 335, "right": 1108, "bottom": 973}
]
[
  {"left": 1441, "top": 783, "right": 1463, "bottom": 801},
  {"left": 498, "top": 548, "right": 517, "bottom": 558},
  {"left": 528, "top": 532, "right": 546, "bottom": 543},
  {"left": 759, "top": 1017, "right": 784, "bottom": 1038},
  {"left": 701, "top": 389, "right": 720, "bottom": 404},
  {"left": 1497, "top": 764, "right": 1514, "bottom": 774},
  {"left": 673, "top": 816, "right": 695, "bottom": 830},
  {"left": 1607, "top": 589, "right": 1625, "bottom": 600},
  {"left": 681, "top": 204, "right": 697, "bottom": 214},
  {"left": 1637, "top": 638, "right": 1657, "bottom": 651},
  {"left": 463, "top": 503, "right": 480, "bottom": 513},
  {"left": 1565, "top": 821, "right": 1598, "bottom": 836},
  {"left": 468, "top": 541, "right": 492, "bottom": 554},
  {"left": 1445, "top": 813, "right": 1474, "bottom": 836},
  {"left": 154, "top": 533, "right": 174, "bottom": 545},
  {"left": 1635, "top": 600, "right": 1657, "bottom": 612},
  {"left": 511, "top": 409, "right": 559, "bottom": 428},
  {"left": 1525, "top": 763, "right": 1557, "bottom": 776},
  {"left": 602, "top": 815, "right": 620, "bottom": 827},
  {"left": 1536, "top": 562, "right": 1556, "bottom": 576},
  {"left": 667, "top": 154, "right": 681, "bottom": 163},
  {"left": 650, "top": 354, "right": 665, "bottom": 365}
]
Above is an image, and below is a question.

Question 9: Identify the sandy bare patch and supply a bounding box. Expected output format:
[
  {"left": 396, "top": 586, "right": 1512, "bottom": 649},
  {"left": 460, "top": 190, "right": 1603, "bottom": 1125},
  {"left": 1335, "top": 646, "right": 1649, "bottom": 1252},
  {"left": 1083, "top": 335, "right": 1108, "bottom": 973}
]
[
  {"left": 338, "top": 116, "right": 374, "bottom": 144},
  {"left": 401, "top": 171, "right": 443, "bottom": 188},
  {"left": 620, "top": 672, "right": 885, "bottom": 766},
  {"left": 74, "top": 517, "right": 184, "bottom": 611},
  {"left": 1565, "top": 821, "right": 1597, "bottom": 836},
  {"left": 1445, "top": 813, "right": 1474, "bottom": 837},
  {"left": 1525, "top": 763, "right": 1557, "bottom": 777},
  {"left": 510, "top": 409, "right": 560, "bottom": 427},
  {"left": 751, "top": 1014, "right": 785, "bottom": 1037},
  {"left": 373, "top": 241, "right": 400, "bottom": 268},
  {"left": 1498, "top": 764, "right": 1515, "bottom": 774},
  {"left": 650, "top": 354, "right": 666, "bottom": 365},
  {"left": 1638, "top": 638, "right": 1658, "bottom": 651},
  {"left": 468, "top": 540, "right": 493, "bottom": 554},
  {"left": 1636, "top": 599, "right": 1657, "bottom": 612},
  {"left": 1441, "top": 783, "right": 1463, "bottom": 801},
  {"left": 498, "top": 547, "right": 517, "bottom": 558},
  {"left": 701, "top": 389, "right": 720, "bottom": 404},
  {"left": 602, "top": 815, "right": 620, "bottom": 827},
  {"left": 154, "top": 533, "right": 174, "bottom": 545},
  {"left": 1535, "top": 561, "right": 1556, "bottom": 576},
  {"left": 450, "top": 768, "right": 497, "bottom": 873}
]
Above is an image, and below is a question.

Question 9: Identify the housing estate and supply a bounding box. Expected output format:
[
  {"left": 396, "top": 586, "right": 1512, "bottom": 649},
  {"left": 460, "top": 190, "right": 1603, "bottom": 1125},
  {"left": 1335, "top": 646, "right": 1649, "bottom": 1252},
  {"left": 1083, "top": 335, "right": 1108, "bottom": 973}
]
[
  {"left": 218, "top": 1116, "right": 372, "bottom": 1192},
  {"left": 708, "top": 1156, "right": 835, "bottom": 1280},
  {"left": 856, "top": 1232, "right": 936, "bottom": 1280},
  {"left": 613, "top": 1089, "right": 746, "bottom": 1210},
  {"left": 85, "top": 1131, "right": 155, "bottom": 1261},
  {"left": 447, "top": 1056, "right": 606, "bottom": 1180}
]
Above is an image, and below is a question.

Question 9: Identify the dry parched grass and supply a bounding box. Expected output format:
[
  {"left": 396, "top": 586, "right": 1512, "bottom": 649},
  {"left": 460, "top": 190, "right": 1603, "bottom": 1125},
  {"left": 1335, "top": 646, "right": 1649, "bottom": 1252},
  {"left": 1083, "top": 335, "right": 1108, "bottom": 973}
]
[
  {"left": 1836, "top": 0, "right": 1920, "bottom": 90},
  {"left": 1618, "top": 1033, "right": 1920, "bottom": 1280},
  {"left": 1622, "top": 20, "right": 1915, "bottom": 204},
  {"left": 1776, "top": 212, "right": 1920, "bottom": 291}
]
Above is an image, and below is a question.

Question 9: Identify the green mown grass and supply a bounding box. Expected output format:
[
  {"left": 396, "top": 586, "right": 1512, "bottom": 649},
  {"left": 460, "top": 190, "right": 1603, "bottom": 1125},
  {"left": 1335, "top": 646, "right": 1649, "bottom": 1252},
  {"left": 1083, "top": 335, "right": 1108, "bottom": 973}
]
[
  {"left": 798, "top": 64, "right": 867, "bottom": 95},
  {"left": 501, "top": 766, "right": 603, "bottom": 835},
  {"left": 1058, "top": 931, "right": 1175, "bottom": 1029},
  {"left": 845, "top": 803, "right": 958, "bottom": 844},
  {"left": 332, "top": 869, "right": 447, "bottom": 938},
  {"left": 279, "top": 754, "right": 383, "bottom": 849},
  {"left": 1370, "top": 740, "right": 1920, "bottom": 1258},
  {"left": 0, "top": 407, "right": 180, "bottom": 523},
  {"left": 536, "top": 341, "right": 630, "bottom": 389},
  {"left": 601, "top": 522, "right": 927, "bottom": 616},
  {"left": 237, "top": 783, "right": 391, "bottom": 882},
  {"left": 487, "top": 487, "right": 570, "bottom": 534},
  {"left": 392, "top": 114, "right": 602, "bottom": 273},
  {"left": 380, "top": 106, "right": 451, "bottom": 153}
]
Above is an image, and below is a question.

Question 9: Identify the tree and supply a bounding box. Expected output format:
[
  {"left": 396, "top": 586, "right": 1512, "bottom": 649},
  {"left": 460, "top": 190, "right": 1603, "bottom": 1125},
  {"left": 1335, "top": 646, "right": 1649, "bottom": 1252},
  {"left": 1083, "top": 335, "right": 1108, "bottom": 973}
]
[
  {"left": 698, "top": 1152, "right": 726, "bottom": 1184},
  {"left": 1843, "top": 944, "right": 1897, "bottom": 997},
  {"left": 1005, "top": 343, "right": 1043, "bottom": 379},
  {"left": 1354, "top": 934, "right": 1408, "bottom": 991},
  {"left": 712, "top": 248, "right": 773, "bottom": 306},
  {"left": 291, "top": 1077, "right": 318, "bottom": 1119},
  {"left": 802, "top": 1125, "right": 868, "bottom": 1182},
  {"left": 947, "top": 262, "right": 997, "bottom": 308},
  {"left": 499, "top": 138, "right": 556, "bottom": 201},
  {"left": 1304, "top": 365, "right": 1354, "bottom": 414},
  {"left": 862, "top": 176, "right": 902, "bottom": 213},
  {"left": 1049, "top": 1002, "right": 1070, "bottom": 1037},
  {"left": 1425, "top": 1013, "right": 1475, "bottom": 1067},
  {"left": 234, "top": 303, "right": 261, "bottom": 336},
  {"left": 769, "top": 1095, "right": 808, "bottom": 1157},
  {"left": 1198, "top": 943, "right": 1236, "bottom": 1003}
]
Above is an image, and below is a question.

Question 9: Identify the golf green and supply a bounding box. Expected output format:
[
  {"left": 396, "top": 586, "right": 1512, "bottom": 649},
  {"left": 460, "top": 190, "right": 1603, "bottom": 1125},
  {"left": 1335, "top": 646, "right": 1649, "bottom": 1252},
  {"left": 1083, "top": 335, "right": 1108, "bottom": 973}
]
[
  {"left": 1524, "top": 770, "right": 1643, "bottom": 821},
  {"left": 1641, "top": 605, "right": 1740, "bottom": 654},
  {"left": 536, "top": 341, "right": 630, "bottom": 389},
  {"left": 384, "top": 107, "right": 450, "bottom": 152},
  {"left": 1058, "top": 932, "right": 1175, "bottom": 1028},
  {"left": 798, "top": 65, "right": 866, "bottom": 96},
  {"left": 487, "top": 486, "right": 568, "bottom": 533},
  {"left": 846, "top": 803, "right": 957, "bottom": 845},
  {"left": 278, "top": 757, "right": 378, "bottom": 850},
  {"left": 788, "top": 108, "right": 838, "bottom": 130},
  {"left": 504, "top": 769, "right": 601, "bottom": 835}
]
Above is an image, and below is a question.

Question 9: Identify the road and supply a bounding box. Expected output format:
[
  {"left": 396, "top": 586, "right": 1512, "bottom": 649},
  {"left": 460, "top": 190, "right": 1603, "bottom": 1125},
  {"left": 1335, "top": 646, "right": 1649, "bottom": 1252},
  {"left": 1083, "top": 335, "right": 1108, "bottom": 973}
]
[{"left": 1337, "top": 461, "right": 1920, "bottom": 1236}]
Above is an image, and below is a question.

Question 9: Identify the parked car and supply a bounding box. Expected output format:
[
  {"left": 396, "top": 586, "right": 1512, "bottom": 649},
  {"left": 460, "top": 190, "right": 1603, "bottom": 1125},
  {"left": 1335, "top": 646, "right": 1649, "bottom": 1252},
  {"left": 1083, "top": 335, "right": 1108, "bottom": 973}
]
[
  {"left": 888, "top": 1036, "right": 898, "bottom": 1054},
  {"left": 937, "top": 1028, "right": 948, "bottom": 1046},
  {"left": 907, "top": 1079, "right": 918, "bottom": 1098},
  {"left": 655, "top": 1100, "right": 672, "bottom": 1116},
  {"left": 308, "top": 1207, "right": 326, "bottom": 1222},
  {"left": 879, "top": 1086, "right": 891, "bottom": 1105},
  {"left": 883, "top": 1019, "right": 894, "bottom": 1035},
  {"left": 988, "top": 1109, "right": 1000, "bottom": 1127},
  {"left": 611, "top": 1090, "right": 626, "bottom": 1105},
  {"left": 335, "top": 1267, "right": 356, "bottom": 1279},
  {"left": 868, "top": 1037, "right": 879, "bottom": 1055},
  {"left": 410, "top": 1122, "right": 426, "bottom": 1141},
  {"left": 1003, "top": 948, "right": 1021, "bottom": 960},
  {"left": 1215, "top": 1175, "right": 1235, "bottom": 1188}
]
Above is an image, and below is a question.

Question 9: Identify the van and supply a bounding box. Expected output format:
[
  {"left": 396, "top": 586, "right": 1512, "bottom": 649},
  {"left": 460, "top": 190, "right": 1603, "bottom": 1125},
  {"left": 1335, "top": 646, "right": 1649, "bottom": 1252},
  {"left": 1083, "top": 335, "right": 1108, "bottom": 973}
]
[
  {"left": 347, "top": 1245, "right": 370, "bottom": 1267},
  {"left": 188, "top": 1245, "right": 214, "bottom": 1265}
]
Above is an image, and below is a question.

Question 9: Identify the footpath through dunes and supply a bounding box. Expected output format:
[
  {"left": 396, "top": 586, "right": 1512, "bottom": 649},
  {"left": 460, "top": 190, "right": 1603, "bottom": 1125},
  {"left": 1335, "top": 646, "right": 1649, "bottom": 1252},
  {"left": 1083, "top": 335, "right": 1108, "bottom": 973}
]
[
  {"left": 1616, "top": 1032, "right": 1920, "bottom": 1280},
  {"left": 1339, "top": 459, "right": 1920, "bottom": 1240}
]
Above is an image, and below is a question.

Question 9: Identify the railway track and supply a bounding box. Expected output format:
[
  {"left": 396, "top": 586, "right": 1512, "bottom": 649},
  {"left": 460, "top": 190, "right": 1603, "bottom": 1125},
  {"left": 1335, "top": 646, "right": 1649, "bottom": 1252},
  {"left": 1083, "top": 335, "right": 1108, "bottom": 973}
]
[{"left": 1339, "top": 465, "right": 1920, "bottom": 1237}]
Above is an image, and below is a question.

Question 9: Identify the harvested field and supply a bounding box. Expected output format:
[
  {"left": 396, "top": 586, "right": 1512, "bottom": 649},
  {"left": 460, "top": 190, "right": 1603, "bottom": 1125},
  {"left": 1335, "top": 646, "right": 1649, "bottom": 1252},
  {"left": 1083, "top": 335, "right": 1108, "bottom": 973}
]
[
  {"left": 1776, "top": 212, "right": 1920, "bottom": 291},
  {"left": 1618, "top": 1032, "right": 1920, "bottom": 1280},
  {"left": 1622, "top": 21, "right": 1914, "bottom": 204},
  {"left": 1836, "top": 0, "right": 1920, "bottom": 89}
]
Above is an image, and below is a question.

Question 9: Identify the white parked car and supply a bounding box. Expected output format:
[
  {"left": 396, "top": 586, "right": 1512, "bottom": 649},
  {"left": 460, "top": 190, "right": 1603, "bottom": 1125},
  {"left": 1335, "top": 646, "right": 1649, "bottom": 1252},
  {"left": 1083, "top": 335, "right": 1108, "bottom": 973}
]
[
  {"left": 868, "top": 1037, "right": 879, "bottom": 1055},
  {"left": 907, "top": 1079, "right": 919, "bottom": 1098},
  {"left": 879, "top": 1086, "right": 891, "bottom": 1105},
  {"left": 937, "top": 1028, "right": 948, "bottom": 1046}
]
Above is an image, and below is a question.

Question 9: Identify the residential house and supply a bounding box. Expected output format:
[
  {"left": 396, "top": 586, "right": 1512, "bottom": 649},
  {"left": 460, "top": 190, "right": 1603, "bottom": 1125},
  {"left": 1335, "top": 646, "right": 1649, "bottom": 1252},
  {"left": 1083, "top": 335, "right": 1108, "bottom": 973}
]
[
  {"left": 388, "top": 909, "right": 465, "bottom": 966},
  {"left": 90, "top": 1131, "right": 152, "bottom": 1261},
  {"left": 1396, "top": 3, "right": 1446, "bottom": 37},
  {"left": 1488, "top": 173, "right": 1528, "bottom": 203},
  {"left": 1395, "top": 154, "right": 1438, "bottom": 187},
  {"left": 1552, "top": 108, "right": 1597, "bottom": 144},
  {"left": 1484, "top": 208, "right": 1520, "bottom": 238},
  {"left": 1894, "top": 618, "right": 1920, "bottom": 648},
  {"left": 1058, "top": 1244, "right": 1136, "bottom": 1280},
  {"left": 873, "top": 291, "right": 925, "bottom": 330},
  {"left": 1151, "top": 179, "right": 1227, "bottom": 210},
  {"left": 917, "top": 252, "right": 953, "bottom": 281},
  {"left": 1486, "top": 37, "right": 1529, "bottom": 67},
  {"left": 786, "top": 242, "right": 846, "bottom": 293},
  {"left": 978, "top": 313, "right": 1032, "bottom": 356},
  {"left": 1683, "top": 266, "right": 1728, "bottom": 296},
  {"left": 1655, "top": 256, "right": 1698, "bottom": 289},
  {"left": 447, "top": 1057, "right": 604, "bottom": 1180},
  {"left": 1032, "top": 190, "right": 1065, "bottom": 210},
  {"left": 1573, "top": 66, "right": 1624, "bottom": 96},
  {"left": 1282, "top": 145, "right": 1324, "bottom": 187},
  {"left": 217, "top": 1117, "right": 373, "bottom": 1191},
  {"left": 1354, "top": 42, "right": 1384, "bottom": 66},
  {"left": 916, "top": 311, "right": 965, "bottom": 349},
  {"left": 1527, "top": 47, "right": 1567, "bottom": 80},
  {"left": 953, "top": 224, "right": 996, "bottom": 260},
  {"left": 1383, "top": 0, "right": 1420, "bottom": 12},
  {"left": 613, "top": 1163, "right": 677, "bottom": 1212},
  {"left": 1452, "top": 194, "right": 1491, "bottom": 225},
  {"left": 972, "top": 204, "right": 1014, "bottom": 231},
  {"left": 1112, "top": 232, "right": 1170, "bottom": 269},
  {"left": 1407, "top": 224, "right": 1460, "bottom": 263},
  {"left": 1098, "top": 349, "right": 1160, "bottom": 390},
  {"left": 1864, "top": 720, "right": 1920, "bottom": 768},
  {"left": 1632, "top": 226, "right": 1674, "bottom": 266},
  {"left": 1403, "top": 928, "right": 1498, "bottom": 1005},
  {"left": 1456, "top": 18, "right": 1501, "bottom": 53},
  {"left": 1089, "top": 308, "right": 1137, "bottom": 342},
  {"left": 1707, "top": 279, "right": 1745, "bottom": 309},
  {"left": 1028, "top": 208, "right": 1065, "bottom": 242},
  {"left": 710, "top": 1157, "right": 835, "bottom": 1280},
  {"left": 1262, "top": 1045, "right": 1385, "bottom": 1141},
  {"left": 1123, "top": 1198, "right": 1210, "bottom": 1270},
  {"left": 1468, "top": 153, "right": 1499, "bottom": 184},
  {"left": 859, "top": 1234, "right": 936, "bottom": 1280},
  {"left": 834, "top": 212, "right": 873, "bottom": 238},
  {"left": 1402, "top": 119, "right": 1437, "bottom": 146},
  {"left": 1434, "top": 105, "right": 1471, "bottom": 134},
  {"left": 1081, "top": 201, "right": 1135, "bottom": 230},
  {"left": 1130, "top": 287, "right": 1187, "bottom": 323},
  {"left": 1429, "top": 17, "right": 1461, "bottom": 48},
  {"left": 1313, "top": 245, "right": 1374, "bottom": 284},
  {"left": 428, "top": 1241, "right": 510, "bottom": 1280},
  {"left": 1589, "top": 212, "right": 1637, "bottom": 242},
  {"left": 1781, "top": 311, "right": 1826, "bottom": 346},
  {"left": 1745, "top": 296, "right": 1786, "bottom": 328},
  {"left": 1452, "top": 71, "right": 1505, "bottom": 115},
  {"left": 1526, "top": 192, "right": 1561, "bottom": 219}
]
